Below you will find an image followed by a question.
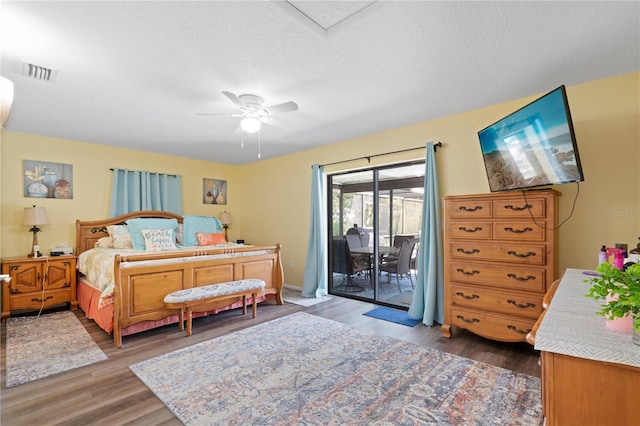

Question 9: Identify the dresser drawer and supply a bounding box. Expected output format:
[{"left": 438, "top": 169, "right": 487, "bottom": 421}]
[
  {"left": 450, "top": 283, "right": 543, "bottom": 319},
  {"left": 450, "top": 306, "right": 536, "bottom": 342},
  {"left": 449, "top": 200, "right": 492, "bottom": 218},
  {"left": 449, "top": 241, "right": 546, "bottom": 264},
  {"left": 450, "top": 261, "right": 546, "bottom": 292},
  {"left": 494, "top": 221, "right": 546, "bottom": 241},
  {"left": 10, "top": 289, "right": 71, "bottom": 311},
  {"left": 449, "top": 221, "right": 492, "bottom": 239},
  {"left": 493, "top": 197, "right": 546, "bottom": 218}
]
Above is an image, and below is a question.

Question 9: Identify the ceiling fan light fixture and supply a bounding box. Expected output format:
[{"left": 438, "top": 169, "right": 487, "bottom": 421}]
[{"left": 241, "top": 115, "right": 261, "bottom": 133}]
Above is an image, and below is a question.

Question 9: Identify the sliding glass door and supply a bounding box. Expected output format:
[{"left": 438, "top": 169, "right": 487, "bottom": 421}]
[{"left": 328, "top": 162, "right": 425, "bottom": 308}]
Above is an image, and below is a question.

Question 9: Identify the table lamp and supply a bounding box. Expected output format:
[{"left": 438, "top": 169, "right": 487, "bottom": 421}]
[
  {"left": 219, "top": 211, "right": 232, "bottom": 241},
  {"left": 23, "top": 205, "right": 49, "bottom": 257}
]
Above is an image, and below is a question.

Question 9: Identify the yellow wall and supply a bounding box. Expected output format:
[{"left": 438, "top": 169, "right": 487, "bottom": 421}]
[
  {"left": 0, "top": 136, "right": 241, "bottom": 257},
  {"left": 1, "top": 72, "right": 638, "bottom": 288}
]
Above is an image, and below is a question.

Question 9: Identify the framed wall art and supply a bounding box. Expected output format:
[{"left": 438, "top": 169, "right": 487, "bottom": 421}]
[
  {"left": 203, "top": 178, "right": 227, "bottom": 205},
  {"left": 23, "top": 160, "right": 74, "bottom": 199}
]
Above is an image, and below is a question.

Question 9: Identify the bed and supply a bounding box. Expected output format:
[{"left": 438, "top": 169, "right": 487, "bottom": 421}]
[{"left": 75, "top": 210, "right": 283, "bottom": 348}]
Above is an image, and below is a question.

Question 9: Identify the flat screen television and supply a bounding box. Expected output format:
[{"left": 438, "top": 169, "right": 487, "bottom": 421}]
[{"left": 478, "top": 85, "right": 584, "bottom": 192}]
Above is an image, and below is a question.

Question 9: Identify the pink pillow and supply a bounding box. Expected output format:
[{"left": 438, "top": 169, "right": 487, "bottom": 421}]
[{"left": 196, "top": 232, "right": 227, "bottom": 246}]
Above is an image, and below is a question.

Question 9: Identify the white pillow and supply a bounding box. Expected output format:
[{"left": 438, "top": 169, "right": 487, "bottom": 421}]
[
  {"left": 94, "top": 236, "right": 114, "bottom": 248},
  {"left": 141, "top": 229, "right": 177, "bottom": 251}
]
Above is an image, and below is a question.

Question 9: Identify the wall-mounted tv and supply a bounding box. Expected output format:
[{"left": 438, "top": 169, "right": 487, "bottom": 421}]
[{"left": 478, "top": 85, "right": 584, "bottom": 192}]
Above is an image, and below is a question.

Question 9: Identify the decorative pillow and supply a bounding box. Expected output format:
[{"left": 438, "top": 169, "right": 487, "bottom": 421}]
[
  {"left": 112, "top": 233, "right": 133, "bottom": 249},
  {"left": 196, "top": 232, "right": 227, "bottom": 246},
  {"left": 126, "top": 218, "right": 178, "bottom": 251},
  {"left": 94, "top": 236, "right": 114, "bottom": 248},
  {"left": 175, "top": 223, "right": 184, "bottom": 246},
  {"left": 182, "top": 216, "right": 222, "bottom": 247},
  {"left": 106, "top": 224, "right": 129, "bottom": 237},
  {"left": 141, "top": 229, "right": 177, "bottom": 251}
]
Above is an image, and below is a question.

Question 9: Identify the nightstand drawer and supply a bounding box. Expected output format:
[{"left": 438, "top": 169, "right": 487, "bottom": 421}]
[{"left": 10, "top": 289, "right": 71, "bottom": 311}]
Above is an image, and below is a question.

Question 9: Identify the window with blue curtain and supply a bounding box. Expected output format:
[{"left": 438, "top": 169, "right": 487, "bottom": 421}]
[{"left": 109, "top": 168, "right": 183, "bottom": 217}]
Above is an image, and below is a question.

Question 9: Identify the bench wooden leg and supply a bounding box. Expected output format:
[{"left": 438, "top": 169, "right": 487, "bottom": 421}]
[
  {"left": 242, "top": 295, "right": 247, "bottom": 315},
  {"left": 178, "top": 308, "right": 184, "bottom": 331},
  {"left": 186, "top": 308, "right": 193, "bottom": 336},
  {"left": 252, "top": 292, "right": 257, "bottom": 318}
]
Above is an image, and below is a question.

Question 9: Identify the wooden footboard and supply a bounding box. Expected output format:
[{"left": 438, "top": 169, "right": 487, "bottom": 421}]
[{"left": 112, "top": 245, "right": 284, "bottom": 348}]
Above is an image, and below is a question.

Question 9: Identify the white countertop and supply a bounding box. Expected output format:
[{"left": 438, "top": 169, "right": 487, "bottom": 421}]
[{"left": 535, "top": 268, "right": 640, "bottom": 368}]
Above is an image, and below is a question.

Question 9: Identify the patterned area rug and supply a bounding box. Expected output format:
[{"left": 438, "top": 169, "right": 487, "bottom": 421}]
[
  {"left": 6, "top": 310, "right": 108, "bottom": 387},
  {"left": 130, "top": 312, "right": 543, "bottom": 425},
  {"left": 281, "top": 286, "right": 332, "bottom": 307}
]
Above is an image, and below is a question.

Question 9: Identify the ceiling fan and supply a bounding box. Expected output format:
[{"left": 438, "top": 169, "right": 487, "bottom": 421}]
[{"left": 198, "top": 91, "right": 298, "bottom": 134}]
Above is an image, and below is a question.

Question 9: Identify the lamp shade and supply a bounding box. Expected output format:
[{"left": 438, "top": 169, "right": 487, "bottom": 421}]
[
  {"left": 240, "top": 116, "right": 261, "bottom": 134},
  {"left": 23, "top": 206, "right": 49, "bottom": 226},
  {"left": 219, "top": 211, "right": 232, "bottom": 225},
  {"left": 1, "top": 76, "right": 14, "bottom": 130}
]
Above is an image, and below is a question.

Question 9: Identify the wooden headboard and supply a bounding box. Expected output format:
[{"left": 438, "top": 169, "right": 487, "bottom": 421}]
[{"left": 75, "top": 210, "right": 183, "bottom": 255}]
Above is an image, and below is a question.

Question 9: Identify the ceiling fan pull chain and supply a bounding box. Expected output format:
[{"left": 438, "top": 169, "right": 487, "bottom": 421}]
[
  {"left": 241, "top": 131, "right": 244, "bottom": 149},
  {"left": 258, "top": 130, "right": 261, "bottom": 159}
]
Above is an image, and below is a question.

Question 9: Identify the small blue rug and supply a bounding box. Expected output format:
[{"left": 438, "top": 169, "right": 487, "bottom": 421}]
[{"left": 363, "top": 306, "right": 421, "bottom": 327}]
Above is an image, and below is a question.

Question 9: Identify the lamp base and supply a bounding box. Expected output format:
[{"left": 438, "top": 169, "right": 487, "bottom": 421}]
[{"left": 28, "top": 230, "right": 41, "bottom": 258}]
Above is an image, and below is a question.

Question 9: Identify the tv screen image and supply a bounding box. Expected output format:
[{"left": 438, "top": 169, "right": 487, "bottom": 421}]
[{"left": 478, "top": 85, "right": 584, "bottom": 192}]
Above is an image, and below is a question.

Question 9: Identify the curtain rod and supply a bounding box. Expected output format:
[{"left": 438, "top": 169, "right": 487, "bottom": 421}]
[
  {"left": 317, "top": 141, "right": 442, "bottom": 168},
  {"left": 109, "top": 168, "right": 179, "bottom": 178}
]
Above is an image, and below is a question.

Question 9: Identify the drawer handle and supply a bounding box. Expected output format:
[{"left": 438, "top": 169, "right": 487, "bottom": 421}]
[
  {"left": 459, "top": 205, "right": 483, "bottom": 212},
  {"left": 507, "top": 299, "right": 536, "bottom": 309},
  {"left": 507, "top": 325, "right": 532, "bottom": 335},
  {"left": 504, "top": 204, "right": 533, "bottom": 211},
  {"left": 504, "top": 227, "right": 533, "bottom": 234},
  {"left": 456, "top": 315, "right": 480, "bottom": 323},
  {"left": 456, "top": 292, "right": 479, "bottom": 300},
  {"left": 457, "top": 248, "right": 480, "bottom": 255},
  {"left": 458, "top": 226, "right": 483, "bottom": 233},
  {"left": 457, "top": 268, "right": 480, "bottom": 276},
  {"left": 507, "top": 273, "right": 536, "bottom": 281},
  {"left": 507, "top": 250, "right": 536, "bottom": 258},
  {"left": 63, "top": 282, "right": 71, "bottom": 288},
  {"left": 31, "top": 296, "right": 53, "bottom": 303},
  {"left": 10, "top": 288, "right": 20, "bottom": 294}
]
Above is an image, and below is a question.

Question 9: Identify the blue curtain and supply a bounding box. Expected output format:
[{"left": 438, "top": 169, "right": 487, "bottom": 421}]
[
  {"left": 301, "top": 164, "right": 327, "bottom": 298},
  {"left": 408, "top": 142, "right": 444, "bottom": 325},
  {"left": 109, "top": 168, "right": 183, "bottom": 217}
]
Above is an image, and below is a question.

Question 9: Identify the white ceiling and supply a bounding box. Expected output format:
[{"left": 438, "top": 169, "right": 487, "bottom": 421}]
[{"left": 1, "top": 1, "right": 638, "bottom": 165}]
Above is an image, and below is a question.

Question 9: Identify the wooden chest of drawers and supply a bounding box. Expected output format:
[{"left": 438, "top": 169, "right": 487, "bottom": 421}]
[
  {"left": 442, "top": 190, "right": 558, "bottom": 342},
  {"left": 1, "top": 255, "right": 77, "bottom": 321}
]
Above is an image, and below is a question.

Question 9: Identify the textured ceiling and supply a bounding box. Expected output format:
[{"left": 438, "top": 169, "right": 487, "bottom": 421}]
[{"left": 1, "top": 1, "right": 638, "bottom": 165}]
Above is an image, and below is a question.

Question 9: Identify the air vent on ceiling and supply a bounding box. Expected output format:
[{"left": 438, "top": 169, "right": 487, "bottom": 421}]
[{"left": 21, "top": 62, "right": 58, "bottom": 83}]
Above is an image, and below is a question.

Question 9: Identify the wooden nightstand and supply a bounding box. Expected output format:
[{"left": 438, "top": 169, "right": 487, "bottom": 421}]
[{"left": 1, "top": 255, "right": 77, "bottom": 321}]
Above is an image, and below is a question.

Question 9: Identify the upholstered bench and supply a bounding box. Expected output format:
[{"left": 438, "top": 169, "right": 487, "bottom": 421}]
[{"left": 163, "top": 279, "right": 265, "bottom": 336}]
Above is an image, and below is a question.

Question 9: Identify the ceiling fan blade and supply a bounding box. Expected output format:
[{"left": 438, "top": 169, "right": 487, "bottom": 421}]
[
  {"left": 264, "top": 101, "right": 298, "bottom": 115},
  {"left": 222, "top": 91, "right": 245, "bottom": 108}
]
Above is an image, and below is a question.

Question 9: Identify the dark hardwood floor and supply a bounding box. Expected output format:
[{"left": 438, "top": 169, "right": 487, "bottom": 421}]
[{"left": 1, "top": 295, "right": 541, "bottom": 425}]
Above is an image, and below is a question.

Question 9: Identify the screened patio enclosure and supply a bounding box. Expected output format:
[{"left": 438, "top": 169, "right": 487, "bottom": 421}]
[{"left": 328, "top": 162, "right": 425, "bottom": 308}]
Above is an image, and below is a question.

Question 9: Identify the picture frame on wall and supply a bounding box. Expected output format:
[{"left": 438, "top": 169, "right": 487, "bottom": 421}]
[
  {"left": 23, "top": 160, "right": 74, "bottom": 199},
  {"left": 203, "top": 178, "right": 227, "bottom": 204}
]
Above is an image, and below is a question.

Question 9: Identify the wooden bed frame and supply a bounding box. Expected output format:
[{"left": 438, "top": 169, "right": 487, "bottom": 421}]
[{"left": 76, "top": 211, "right": 283, "bottom": 348}]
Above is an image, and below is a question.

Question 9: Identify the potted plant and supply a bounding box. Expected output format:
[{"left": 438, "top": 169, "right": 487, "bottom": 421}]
[{"left": 585, "top": 262, "right": 640, "bottom": 343}]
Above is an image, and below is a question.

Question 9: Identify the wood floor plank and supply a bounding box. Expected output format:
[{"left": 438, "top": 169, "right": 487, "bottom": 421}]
[{"left": 1, "top": 296, "right": 540, "bottom": 425}]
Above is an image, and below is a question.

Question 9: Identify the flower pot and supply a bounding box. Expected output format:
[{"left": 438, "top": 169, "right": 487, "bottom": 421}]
[{"left": 605, "top": 294, "right": 633, "bottom": 333}]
